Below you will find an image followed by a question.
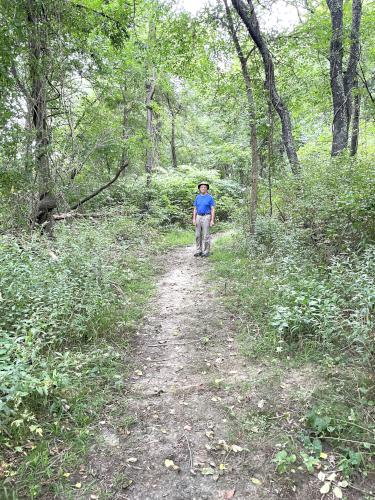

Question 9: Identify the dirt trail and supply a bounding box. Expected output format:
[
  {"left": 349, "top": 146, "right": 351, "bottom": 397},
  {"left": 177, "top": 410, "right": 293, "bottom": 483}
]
[{"left": 86, "top": 242, "right": 278, "bottom": 499}]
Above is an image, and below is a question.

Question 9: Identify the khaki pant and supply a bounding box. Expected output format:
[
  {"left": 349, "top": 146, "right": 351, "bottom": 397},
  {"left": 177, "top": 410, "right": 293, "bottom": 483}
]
[{"left": 195, "top": 214, "right": 211, "bottom": 255}]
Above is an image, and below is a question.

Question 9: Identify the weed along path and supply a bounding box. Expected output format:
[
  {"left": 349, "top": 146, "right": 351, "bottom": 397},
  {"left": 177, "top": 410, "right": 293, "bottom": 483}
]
[{"left": 84, "top": 242, "right": 274, "bottom": 500}]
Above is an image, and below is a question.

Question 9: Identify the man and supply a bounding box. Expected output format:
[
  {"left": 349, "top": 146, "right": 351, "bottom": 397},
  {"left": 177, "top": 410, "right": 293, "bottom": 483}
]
[{"left": 193, "top": 182, "right": 215, "bottom": 257}]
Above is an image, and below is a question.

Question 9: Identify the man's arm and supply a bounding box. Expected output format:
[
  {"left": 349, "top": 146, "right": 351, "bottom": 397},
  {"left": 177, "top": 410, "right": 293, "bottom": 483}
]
[
  {"left": 210, "top": 206, "right": 215, "bottom": 226},
  {"left": 193, "top": 207, "right": 197, "bottom": 225}
]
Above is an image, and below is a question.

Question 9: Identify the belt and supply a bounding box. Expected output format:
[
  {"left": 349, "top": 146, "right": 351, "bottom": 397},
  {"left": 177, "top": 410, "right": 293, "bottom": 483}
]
[{"left": 197, "top": 213, "right": 211, "bottom": 216}]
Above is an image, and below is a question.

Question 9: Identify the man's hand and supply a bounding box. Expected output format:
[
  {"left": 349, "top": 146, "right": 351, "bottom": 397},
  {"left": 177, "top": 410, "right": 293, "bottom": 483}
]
[
  {"left": 193, "top": 219, "right": 197, "bottom": 226},
  {"left": 210, "top": 220, "right": 214, "bottom": 227}
]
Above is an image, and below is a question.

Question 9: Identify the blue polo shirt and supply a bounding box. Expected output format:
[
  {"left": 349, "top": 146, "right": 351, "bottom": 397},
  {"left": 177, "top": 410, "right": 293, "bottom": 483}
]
[{"left": 194, "top": 193, "right": 215, "bottom": 215}]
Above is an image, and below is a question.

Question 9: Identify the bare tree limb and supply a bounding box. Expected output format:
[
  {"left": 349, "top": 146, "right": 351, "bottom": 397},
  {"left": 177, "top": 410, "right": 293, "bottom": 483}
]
[
  {"left": 70, "top": 161, "right": 128, "bottom": 210},
  {"left": 358, "top": 64, "right": 375, "bottom": 107}
]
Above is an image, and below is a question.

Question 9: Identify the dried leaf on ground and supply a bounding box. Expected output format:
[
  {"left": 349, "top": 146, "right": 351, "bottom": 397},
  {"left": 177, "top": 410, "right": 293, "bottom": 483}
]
[
  {"left": 333, "top": 486, "right": 343, "bottom": 498},
  {"left": 320, "top": 482, "right": 331, "bottom": 494},
  {"left": 231, "top": 444, "right": 243, "bottom": 453},
  {"left": 338, "top": 480, "right": 348, "bottom": 488},
  {"left": 164, "top": 459, "right": 179, "bottom": 470},
  {"left": 318, "top": 471, "right": 325, "bottom": 481}
]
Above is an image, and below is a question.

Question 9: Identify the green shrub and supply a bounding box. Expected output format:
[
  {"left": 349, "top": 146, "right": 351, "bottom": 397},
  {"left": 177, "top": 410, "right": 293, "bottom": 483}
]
[
  {"left": 269, "top": 239, "right": 375, "bottom": 364},
  {"left": 85, "top": 166, "right": 243, "bottom": 227},
  {"left": 147, "top": 166, "right": 243, "bottom": 226},
  {"left": 275, "top": 153, "right": 375, "bottom": 253},
  {"left": 0, "top": 217, "right": 154, "bottom": 445},
  {"left": 212, "top": 216, "right": 375, "bottom": 366}
]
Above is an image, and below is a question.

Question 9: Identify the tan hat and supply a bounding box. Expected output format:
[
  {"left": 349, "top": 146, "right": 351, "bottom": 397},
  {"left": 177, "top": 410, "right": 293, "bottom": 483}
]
[{"left": 197, "top": 181, "right": 209, "bottom": 190}]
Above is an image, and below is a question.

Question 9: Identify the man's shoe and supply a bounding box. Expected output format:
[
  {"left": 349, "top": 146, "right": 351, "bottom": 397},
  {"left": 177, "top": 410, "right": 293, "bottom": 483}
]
[
  {"left": 194, "top": 252, "right": 202, "bottom": 257},
  {"left": 201, "top": 253, "right": 209, "bottom": 257}
]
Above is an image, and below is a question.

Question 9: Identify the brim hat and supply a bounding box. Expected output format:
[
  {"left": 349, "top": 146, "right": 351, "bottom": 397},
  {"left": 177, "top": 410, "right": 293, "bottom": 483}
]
[{"left": 198, "top": 181, "right": 209, "bottom": 190}]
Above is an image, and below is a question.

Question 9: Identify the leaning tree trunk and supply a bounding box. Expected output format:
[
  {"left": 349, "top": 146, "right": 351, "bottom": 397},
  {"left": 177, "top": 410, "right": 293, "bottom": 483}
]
[
  {"left": 231, "top": 0, "right": 300, "bottom": 174},
  {"left": 223, "top": 0, "right": 259, "bottom": 234},
  {"left": 27, "top": 0, "right": 56, "bottom": 231}
]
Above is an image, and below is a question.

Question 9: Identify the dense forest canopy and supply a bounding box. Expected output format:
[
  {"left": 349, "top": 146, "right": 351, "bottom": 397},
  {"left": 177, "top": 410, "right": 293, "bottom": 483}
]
[
  {"left": 0, "top": 0, "right": 374, "bottom": 497},
  {"left": 0, "top": 0, "right": 373, "bottom": 230}
]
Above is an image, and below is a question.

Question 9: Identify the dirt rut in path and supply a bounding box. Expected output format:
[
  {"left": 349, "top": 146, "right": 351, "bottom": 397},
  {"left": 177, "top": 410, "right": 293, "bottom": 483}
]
[{"left": 87, "top": 244, "right": 275, "bottom": 499}]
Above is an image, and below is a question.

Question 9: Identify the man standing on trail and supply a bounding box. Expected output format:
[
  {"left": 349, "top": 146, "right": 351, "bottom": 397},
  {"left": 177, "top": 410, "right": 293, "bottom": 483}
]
[{"left": 193, "top": 182, "right": 215, "bottom": 257}]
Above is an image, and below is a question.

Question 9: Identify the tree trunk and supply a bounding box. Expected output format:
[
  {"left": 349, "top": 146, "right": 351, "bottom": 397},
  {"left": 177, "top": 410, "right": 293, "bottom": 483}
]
[
  {"left": 70, "top": 161, "right": 128, "bottom": 210},
  {"left": 350, "top": 78, "right": 361, "bottom": 156},
  {"left": 249, "top": 123, "right": 259, "bottom": 233},
  {"left": 343, "top": 0, "right": 362, "bottom": 130},
  {"left": 326, "top": 0, "right": 348, "bottom": 155},
  {"left": 120, "top": 85, "right": 130, "bottom": 168},
  {"left": 166, "top": 94, "right": 180, "bottom": 170},
  {"left": 27, "top": 0, "right": 56, "bottom": 230},
  {"left": 154, "top": 112, "right": 162, "bottom": 168},
  {"left": 231, "top": 0, "right": 300, "bottom": 174},
  {"left": 170, "top": 110, "right": 177, "bottom": 169},
  {"left": 326, "top": 0, "right": 362, "bottom": 156},
  {"left": 223, "top": 0, "right": 259, "bottom": 234},
  {"left": 145, "top": 71, "right": 156, "bottom": 188},
  {"left": 145, "top": 19, "right": 157, "bottom": 190},
  {"left": 268, "top": 99, "right": 273, "bottom": 217}
]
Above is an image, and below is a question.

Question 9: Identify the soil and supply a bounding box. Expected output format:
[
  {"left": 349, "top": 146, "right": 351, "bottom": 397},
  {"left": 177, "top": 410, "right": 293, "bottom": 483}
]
[{"left": 80, "top": 242, "right": 372, "bottom": 500}]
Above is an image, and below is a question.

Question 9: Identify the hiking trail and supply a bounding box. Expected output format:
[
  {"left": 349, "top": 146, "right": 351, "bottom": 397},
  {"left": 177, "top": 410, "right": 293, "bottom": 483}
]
[{"left": 80, "top": 241, "right": 342, "bottom": 499}]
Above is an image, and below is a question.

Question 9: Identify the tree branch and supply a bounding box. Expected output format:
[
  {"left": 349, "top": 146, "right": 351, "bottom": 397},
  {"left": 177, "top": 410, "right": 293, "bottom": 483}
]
[
  {"left": 70, "top": 161, "right": 128, "bottom": 210},
  {"left": 72, "top": 2, "right": 129, "bottom": 38},
  {"left": 358, "top": 64, "right": 375, "bottom": 107},
  {"left": 10, "top": 62, "right": 32, "bottom": 102}
]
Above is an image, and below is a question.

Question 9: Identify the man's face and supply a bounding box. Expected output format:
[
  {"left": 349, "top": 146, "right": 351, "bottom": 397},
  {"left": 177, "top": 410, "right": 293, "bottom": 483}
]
[{"left": 199, "top": 184, "right": 208, "bottom": 194}]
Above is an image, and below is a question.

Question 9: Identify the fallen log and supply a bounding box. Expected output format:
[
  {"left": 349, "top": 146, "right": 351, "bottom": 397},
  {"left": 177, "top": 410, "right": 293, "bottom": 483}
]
[{"left": 53, "top": 212, "right": 116, "bottom": 220}]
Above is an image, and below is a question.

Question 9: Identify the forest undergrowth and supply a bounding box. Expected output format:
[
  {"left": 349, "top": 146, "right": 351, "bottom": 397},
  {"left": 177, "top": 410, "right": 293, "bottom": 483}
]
[
  {"left": 0, "top": 215, "right": 194, "bottom": 498},
  {"left": 211, "top": 208, "right": 375, "bottom": 495}
]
